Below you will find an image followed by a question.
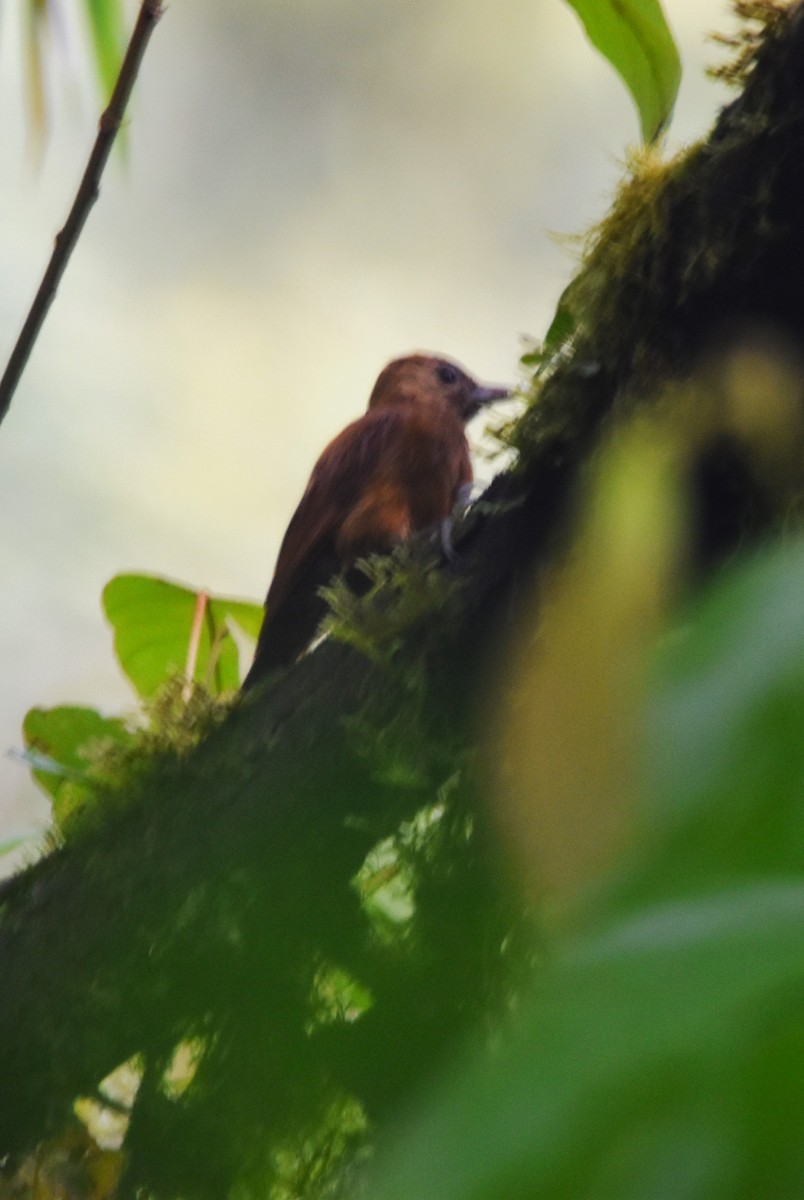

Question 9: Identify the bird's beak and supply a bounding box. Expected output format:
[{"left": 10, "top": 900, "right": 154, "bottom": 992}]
[
  {"left": 472, "top": 383, "right": 512, "bottom": 405},
  {"left": 466, "top": 382, "right": 512, "bottom": 419}
]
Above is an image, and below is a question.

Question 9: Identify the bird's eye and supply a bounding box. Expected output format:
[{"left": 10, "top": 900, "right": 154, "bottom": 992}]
[{"left": 436, "top": 363, "right": 458, "bottom": 385}]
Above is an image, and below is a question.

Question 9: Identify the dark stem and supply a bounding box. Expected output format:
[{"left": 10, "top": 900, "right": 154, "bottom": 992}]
[{"left": 0, "top": 0, "right": 163, "bottom": 427}]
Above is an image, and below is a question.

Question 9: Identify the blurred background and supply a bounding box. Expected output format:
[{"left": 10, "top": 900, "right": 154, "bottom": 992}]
[{"left": 0, "top": 0, "right": 732, "bottom": 847}]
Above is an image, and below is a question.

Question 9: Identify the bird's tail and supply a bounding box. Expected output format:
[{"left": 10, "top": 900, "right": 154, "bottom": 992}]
[{"left": 241, "top": 587, "right": 330, "bottom": 690}]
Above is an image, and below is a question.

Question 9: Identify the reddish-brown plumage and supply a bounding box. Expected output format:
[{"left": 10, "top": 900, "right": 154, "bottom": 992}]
[{"left": 242, "top": 353, "right": 509, "bottom": 688}]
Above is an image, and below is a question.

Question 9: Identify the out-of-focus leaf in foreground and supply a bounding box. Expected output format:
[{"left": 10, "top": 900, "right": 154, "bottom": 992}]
[
  {"left": 623, "top": 536, "right": 804, "bottom": 903},
  {"left": 371, "top": 521, "right": 804, "bottom": 1198},
  {"left": 493, "top": 419, "right": 685, "bottom": 900},
  {"left": 372, "top": 882, "right": 804, "bottom": 1200}
]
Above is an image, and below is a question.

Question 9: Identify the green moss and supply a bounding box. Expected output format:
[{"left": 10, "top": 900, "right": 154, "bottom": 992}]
[
  {"left": 506, "top": 0, "right": 800, "bottom": 471},
  {"left": 709, "top": 0, "right": 793, "bottom": 90},
  {"left": 573, "top": 0, "right": 794, "bottom": 376},
  {"left": 320, "top": 541, "right": 464, "bottom": 666},
  {"left": 53, "top": 678, "right": 233, "bottom": 841}
]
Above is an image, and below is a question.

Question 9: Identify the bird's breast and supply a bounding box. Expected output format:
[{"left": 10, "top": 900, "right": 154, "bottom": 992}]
[
  {"left": 380, "top": 407, "right": 470, "bottom": 522},
  {"left": 333, "top": 405, "right": 471, "bottom": 561}
]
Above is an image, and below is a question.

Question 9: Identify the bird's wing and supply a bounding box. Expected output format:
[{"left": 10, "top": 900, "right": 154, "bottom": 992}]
[{"left": 264, "top": 407, "right": 409, "bottom": 616}]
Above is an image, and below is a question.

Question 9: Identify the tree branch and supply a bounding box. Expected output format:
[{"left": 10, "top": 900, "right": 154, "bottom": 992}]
[{"left": 0, "top": 0, "right": 163, "bottom": 428}]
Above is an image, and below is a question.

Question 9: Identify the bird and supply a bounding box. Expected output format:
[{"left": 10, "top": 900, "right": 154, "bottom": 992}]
[{"left": 241, "top": 353, "right": 510, "bottom": 689}]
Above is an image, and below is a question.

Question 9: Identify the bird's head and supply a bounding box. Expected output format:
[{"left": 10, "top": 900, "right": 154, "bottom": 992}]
[{"left": 368, "top": 354, "right": 510, "bottom": 423}]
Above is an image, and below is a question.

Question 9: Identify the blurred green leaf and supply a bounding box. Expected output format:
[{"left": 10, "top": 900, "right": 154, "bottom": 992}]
[
  {"left": 102, "top": 574, "right": 263, "bottom": 699},
  {"left": 542, "top": 288, "right": 577, "bottom": 355},
  {"left": 0, "top": 835, "right": 32, "bottom": 859},
  {"left": 372, "top": 883, "right": 804, "bottom": 1200},
  {"left": 22, "top": 0, "right": 127, "bottom": 136},
  {"left": 217, "top": 596, "right": 264, "bottom": 643},
  {"left": 22, "top": 704, "right": 133, "bottom": 827},
  {"left": 24, "top": 0, "right": 48, "bottom": 142},
  {"left": 372, "top": 538, "right": 804, "bottom": 1199},
  {"left": 627, "top": 538, "right": 804, "bottom": 899},
  {"left": 84, "top": 0, "right": 127, "bottom": 101},
  {"left": 563, "top": 0, "right": 681, "bottom": 142},
  {"left": 520, "top": 282, "right": 580, "bottom": 370},
  {"left": 648, "top": 538, "right": 804, "bottom": 823}
]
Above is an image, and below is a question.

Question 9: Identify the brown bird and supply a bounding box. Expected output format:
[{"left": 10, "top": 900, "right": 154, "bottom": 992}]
[{"left": 242, "top": 353, "right": 510, "bottom": 689}]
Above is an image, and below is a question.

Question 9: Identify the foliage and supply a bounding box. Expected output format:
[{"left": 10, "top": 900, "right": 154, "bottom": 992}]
[
  {"left": 103, "top": 574, "right": 261, "bottom": 699},
  {"left": 562, "top": 0, "right": 681, "bottom": 142},
  {"left": 22, "top": 705, "right": 135, "bottom": 830},
  {"left": 320, "top": 542, "right": 459, "bottom": 665},
  {"left": 21, "top": 0, "right": 682, "bottom": 144},
  {"left": 21, "top": 574, "right": 262, "bottom": 832},
  {"left": 10, "top": 411, "right": 804, "bottom": 1200},
  {"left": 3, "top": 3, "right": 803, "bottom": 1200},
  {"left": 370, "top": 535, "right": 804, "bottom": 1200},
  {"left": 0, "top": 835, "right": 32, "bottom": 860},
  {"left": 82, "top": 0, "right": 128, "bottom": 101},
  {"left": 24, "top": 0, "right": 128, "bottom": 135}
]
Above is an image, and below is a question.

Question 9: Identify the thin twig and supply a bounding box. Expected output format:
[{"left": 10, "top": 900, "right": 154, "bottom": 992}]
[
  {"left": 183, "top": 590, "right": 209, "bottom": 703},
  {"left": 0, "top": 0, "right": 163, "bottom": 427}
]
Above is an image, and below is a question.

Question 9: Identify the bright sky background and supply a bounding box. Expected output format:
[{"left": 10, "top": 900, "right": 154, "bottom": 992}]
[{"left": 0, "top": 0, "right": 736, "bottom": 860}]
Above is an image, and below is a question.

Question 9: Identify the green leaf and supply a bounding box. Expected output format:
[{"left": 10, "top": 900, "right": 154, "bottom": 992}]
[
  {"left": 0, "top": 835, "right": 32, "bottom": 859},
  {"left": 22, "top": 705, "right": 133, "bottom": 827},
  {"left": 649, "top": 539, "right": 804, "bottom": 818},
  {"left": 371, "top": 883, "right": 804, "bottom": 1200},
  {"left": 631, "top": 538, "right": 804, "bottom": 897},
  {"left": 102, "top": 574, "right": 263, "bottom": 699},
  {"left": 83, "top": 0, "right": 127, "bottom": 101},
  {"left": 21, "top": 0, "right": 126, "bottom": 135},
  {"left": 216, "top": 597, "right": 264, "bottom": 643},
  {"left": 24, "top": 0, "right": 48, "bottom": 141},
  {"left": 541, "top": 294, "right": 576, "bottom": 355},
  {"left": 372, "top": 539, "right": 804, "bottom": 1199},
  {"left": 563, "top": 0, "right": 681, "bottom": 142},
  {"left": 520, "top": 281, "right": 580, "bottom": 372}
]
